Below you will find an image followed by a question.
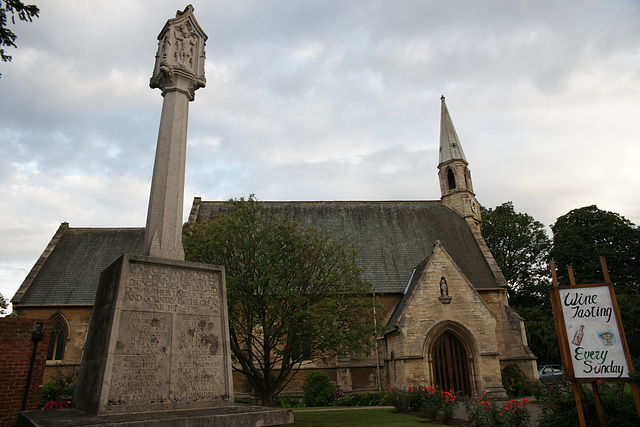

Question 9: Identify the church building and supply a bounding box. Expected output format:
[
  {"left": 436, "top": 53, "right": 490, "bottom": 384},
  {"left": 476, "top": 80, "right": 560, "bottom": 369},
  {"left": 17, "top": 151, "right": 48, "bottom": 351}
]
[{"left": 11, "top": 97, "right": 537, "bottom": 399}]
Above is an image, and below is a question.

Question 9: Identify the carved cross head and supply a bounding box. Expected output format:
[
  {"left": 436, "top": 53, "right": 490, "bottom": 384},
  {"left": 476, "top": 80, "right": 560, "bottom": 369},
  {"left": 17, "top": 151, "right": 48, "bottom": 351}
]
[{"left": 151, "top": 5, "right": 208, "bottom": 99}]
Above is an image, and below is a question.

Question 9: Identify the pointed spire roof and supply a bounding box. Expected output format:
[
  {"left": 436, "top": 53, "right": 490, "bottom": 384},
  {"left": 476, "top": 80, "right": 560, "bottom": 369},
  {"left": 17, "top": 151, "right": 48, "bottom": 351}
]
[{"left": 439, "top": 96, "right": 467, "bottom": 165}]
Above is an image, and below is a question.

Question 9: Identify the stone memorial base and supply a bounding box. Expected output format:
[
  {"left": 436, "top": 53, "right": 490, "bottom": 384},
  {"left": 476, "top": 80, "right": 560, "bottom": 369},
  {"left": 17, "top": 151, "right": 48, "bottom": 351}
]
[
  {"left": 43, "top": 254, "right": 293, "bottom": 426},
  {"left": 17, "top": 405, "right": 294, "bottom": 427},
  {"left": 74, "top": 254, "right": 235, "bottom": 415}
]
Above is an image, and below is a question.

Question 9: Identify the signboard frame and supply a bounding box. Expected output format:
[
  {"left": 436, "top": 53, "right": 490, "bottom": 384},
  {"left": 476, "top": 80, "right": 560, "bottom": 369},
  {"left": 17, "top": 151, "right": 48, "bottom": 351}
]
[
  {"left": 549, "top": 258, "right": 640, "bottom": 427},
  {"left": 549, "top": 282, "right": 632, "bottom": 382}
]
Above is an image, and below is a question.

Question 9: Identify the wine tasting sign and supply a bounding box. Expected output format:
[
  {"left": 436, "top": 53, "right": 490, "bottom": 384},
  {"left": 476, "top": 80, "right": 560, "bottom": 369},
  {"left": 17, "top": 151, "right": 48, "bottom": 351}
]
[
  {"left": 549, "top": 260, "right": 640, "bottom": 427},
  {"left": 553, "top": 284, "right": 630, "bottom": 380}
]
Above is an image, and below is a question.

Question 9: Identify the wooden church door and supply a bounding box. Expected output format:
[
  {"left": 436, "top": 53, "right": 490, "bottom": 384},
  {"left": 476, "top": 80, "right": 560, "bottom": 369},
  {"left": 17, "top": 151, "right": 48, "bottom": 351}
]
[{"left": 431, "top": 332, "right": 471, "bottom": 395}]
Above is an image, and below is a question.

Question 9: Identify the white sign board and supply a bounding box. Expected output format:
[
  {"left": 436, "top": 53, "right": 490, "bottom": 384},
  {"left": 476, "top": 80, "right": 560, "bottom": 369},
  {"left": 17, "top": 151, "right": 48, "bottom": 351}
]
[{"left": 559, "top": 285, "right": 629, "bottom": 379}]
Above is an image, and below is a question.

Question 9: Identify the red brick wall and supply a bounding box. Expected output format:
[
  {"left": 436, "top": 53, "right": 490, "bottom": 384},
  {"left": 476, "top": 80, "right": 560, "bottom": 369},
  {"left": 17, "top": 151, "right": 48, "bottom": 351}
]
[{"left": 0, "top": 317, "right": 52, "bottom": 427}]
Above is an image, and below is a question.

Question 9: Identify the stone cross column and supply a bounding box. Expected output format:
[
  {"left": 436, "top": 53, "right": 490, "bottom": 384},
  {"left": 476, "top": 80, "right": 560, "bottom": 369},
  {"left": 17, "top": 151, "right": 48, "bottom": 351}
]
[{"left": 144, "top": 5, "right": 207, "bottom": 261}]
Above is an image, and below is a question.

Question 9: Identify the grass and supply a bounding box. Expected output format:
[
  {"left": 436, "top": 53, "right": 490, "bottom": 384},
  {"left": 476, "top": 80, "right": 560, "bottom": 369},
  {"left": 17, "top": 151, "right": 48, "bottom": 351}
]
[{"left": 291, "top": 407, "right": 450, "bottom": 426}]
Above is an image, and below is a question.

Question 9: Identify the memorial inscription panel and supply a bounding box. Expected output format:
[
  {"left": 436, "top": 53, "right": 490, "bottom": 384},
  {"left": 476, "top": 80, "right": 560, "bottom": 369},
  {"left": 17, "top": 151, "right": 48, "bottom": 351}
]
[{"left": 76, "top": 255, "right": 233, "bottom": 415}]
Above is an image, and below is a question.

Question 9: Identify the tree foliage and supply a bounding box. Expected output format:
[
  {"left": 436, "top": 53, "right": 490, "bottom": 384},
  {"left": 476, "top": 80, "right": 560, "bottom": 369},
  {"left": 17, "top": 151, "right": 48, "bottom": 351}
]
[
  {"left": 480, "top": 202, "right": 559, "bottom": 363},
  {"left": 481, "top": 201, "right": 552, "bottom": 307},
  {"left": 0, "top": 292, "right": 7, "bottom": 315},
  {"left": 550, "top": 205, "right": 640, "bottom": 293},
  {"left": 183, "top": 196, "right": 380, "bottom": 406},
  {"left": 0, "top": 0, "right": 39, "bottom": 75}
]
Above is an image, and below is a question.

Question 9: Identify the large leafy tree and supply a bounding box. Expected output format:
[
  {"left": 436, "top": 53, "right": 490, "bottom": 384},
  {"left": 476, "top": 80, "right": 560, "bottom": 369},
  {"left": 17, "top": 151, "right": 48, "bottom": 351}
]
[
  {"left": 551, "top": 205, "right": 640, "bottom": 356},
  {"left": 481, "top": 201, "right": 552, "bottom": 308},
  {"left": 481, "top": 202, "right": 559, "bottom": 363},
  {"left": 1, "top": 0, "right": 39, "bottom": 76},
  {"left": 183, "top": 196, "right": 380, "bottom": 406},
  {"left": 551, "top": 205, "right": 640, "bottom": 293}
]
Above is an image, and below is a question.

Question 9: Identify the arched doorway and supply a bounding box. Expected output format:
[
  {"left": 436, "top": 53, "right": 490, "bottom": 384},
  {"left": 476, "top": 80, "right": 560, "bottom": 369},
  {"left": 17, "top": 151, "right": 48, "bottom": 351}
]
[{"left": 431, "top": 331, "right": 471, "bottom": 395}]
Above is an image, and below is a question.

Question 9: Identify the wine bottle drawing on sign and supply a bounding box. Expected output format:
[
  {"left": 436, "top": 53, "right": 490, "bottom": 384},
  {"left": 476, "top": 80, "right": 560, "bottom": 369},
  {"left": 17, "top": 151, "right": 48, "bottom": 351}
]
[{"left": 572, "top": 325, "right": 585, "bottom": 346}]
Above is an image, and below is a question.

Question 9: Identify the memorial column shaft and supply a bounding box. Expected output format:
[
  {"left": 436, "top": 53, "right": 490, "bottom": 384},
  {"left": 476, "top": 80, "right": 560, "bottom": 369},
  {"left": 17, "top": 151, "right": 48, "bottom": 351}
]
[{"left": 144, "top": 76, "right": 192, "bottom": 261}]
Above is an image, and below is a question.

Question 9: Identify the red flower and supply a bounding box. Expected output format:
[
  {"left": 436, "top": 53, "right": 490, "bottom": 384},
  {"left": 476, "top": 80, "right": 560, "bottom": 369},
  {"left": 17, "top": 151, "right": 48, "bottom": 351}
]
[
  {"left": 523, "top": 398, "right": 529, "bottom": 404},
  {"left": 42, "top": 400, "right": 71, "bottom": 410}
]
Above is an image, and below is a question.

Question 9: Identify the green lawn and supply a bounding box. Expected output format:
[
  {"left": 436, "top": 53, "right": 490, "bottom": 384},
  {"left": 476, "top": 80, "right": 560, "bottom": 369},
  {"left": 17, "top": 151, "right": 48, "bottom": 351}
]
[{"left": 291, "top": 408, "right": 449, "bottom": 427}]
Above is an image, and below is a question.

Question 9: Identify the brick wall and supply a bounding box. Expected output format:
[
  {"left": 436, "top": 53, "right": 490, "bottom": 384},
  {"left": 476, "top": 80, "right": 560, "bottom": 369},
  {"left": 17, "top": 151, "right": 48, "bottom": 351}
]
[{"left": 0, "top": 317, "right": 52, "bottom": 427}]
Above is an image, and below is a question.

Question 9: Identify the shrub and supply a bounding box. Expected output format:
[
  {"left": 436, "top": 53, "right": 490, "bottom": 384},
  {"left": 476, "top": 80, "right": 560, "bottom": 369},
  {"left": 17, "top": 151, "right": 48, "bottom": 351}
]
[
  {"left": 463, "top": 395, "right": 531, "bottom": 427},
  {"left": 334, "top": 391, "right": 393, "bottom": 407},
  {"left": 501, "top": 364, "right": 537, "bottom": 397},
  {"left": 302, "top": 371, "right": 335, "bottom": 407},
  {"left": 389, "top": 385, "right": 459, "bottom": 423},
  {"left": 330, "top": 381, "right": 345, "bottom": 404},
  {"left": 39, "top": 369, "right": 76, "bottom": 408},
  {"left": 276, "top": 395, "right": 301, "bottom": 408},
  {"left": 537, "top": 380, "right": 639, "bottom": 427}
]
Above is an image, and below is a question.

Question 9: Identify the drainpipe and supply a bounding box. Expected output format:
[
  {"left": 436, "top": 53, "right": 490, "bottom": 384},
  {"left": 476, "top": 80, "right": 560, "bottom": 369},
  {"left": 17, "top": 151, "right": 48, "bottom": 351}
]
[
  {"left": 22, "top": 322, "right": 45, "bottom": 411},
  {"left": 373, "top": 293, "right": 381, "bottom": 392}
]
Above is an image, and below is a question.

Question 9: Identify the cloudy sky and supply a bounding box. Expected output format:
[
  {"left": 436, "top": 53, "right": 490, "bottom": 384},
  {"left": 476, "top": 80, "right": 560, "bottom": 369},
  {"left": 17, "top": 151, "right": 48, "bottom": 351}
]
[{"left": 1, "top": 0, "right": 640, "bottom": 305}]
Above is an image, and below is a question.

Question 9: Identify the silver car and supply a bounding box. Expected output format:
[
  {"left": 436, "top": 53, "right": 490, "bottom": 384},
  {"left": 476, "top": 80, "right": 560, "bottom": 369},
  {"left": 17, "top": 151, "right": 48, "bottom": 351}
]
[{"left": 538, "top": 364, "right": 564, "bottom": 382}]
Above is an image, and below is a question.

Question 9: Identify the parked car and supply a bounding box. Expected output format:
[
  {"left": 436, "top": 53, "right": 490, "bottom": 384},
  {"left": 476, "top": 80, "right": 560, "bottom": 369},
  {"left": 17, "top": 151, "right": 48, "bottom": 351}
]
[{"left": 538, "top": 364, "right": 564, "bottom": 382}]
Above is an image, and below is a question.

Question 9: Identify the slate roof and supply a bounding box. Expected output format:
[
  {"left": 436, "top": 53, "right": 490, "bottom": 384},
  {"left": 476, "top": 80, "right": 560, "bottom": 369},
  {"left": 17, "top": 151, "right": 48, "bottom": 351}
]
[
  {"left": 193, "top": 200, "right": 501, "bottom": 294},
  {"left": 13, "top": 199, "right": 501, "bottom": 307},
  {"left": 13, "top": 226, "right": 144, "bottom": 306},
  {"left": 386, "top": 254, "right": 432, "bottom": 330}
]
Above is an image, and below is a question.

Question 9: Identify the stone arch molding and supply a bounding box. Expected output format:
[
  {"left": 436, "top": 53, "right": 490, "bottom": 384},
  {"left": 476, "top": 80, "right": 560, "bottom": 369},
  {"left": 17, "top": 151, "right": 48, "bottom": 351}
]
[{"left": 423, "top": 320, "right": 480, "bottom": 396}]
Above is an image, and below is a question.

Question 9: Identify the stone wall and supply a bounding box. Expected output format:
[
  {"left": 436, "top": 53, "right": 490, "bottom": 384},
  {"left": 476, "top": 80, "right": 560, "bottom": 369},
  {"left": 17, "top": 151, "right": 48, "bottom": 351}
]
[
  {"left": 479, "top": 290, "right": 538, "bottom": 378},
  {"left": 0, "top": 317, "right": 52, "bottom": 427}
]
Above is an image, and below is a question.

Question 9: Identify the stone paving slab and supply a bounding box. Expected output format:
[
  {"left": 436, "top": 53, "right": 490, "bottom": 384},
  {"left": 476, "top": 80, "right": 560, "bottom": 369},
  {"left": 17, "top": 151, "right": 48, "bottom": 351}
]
[{"left": 18, "top": 405, "right": 293, "bottom": 427}]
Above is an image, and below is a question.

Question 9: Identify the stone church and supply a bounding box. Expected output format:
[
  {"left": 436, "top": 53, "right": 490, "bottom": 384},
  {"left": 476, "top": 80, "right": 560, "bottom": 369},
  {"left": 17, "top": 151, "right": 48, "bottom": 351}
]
[{"left": 11, "top": 97, "right": 537, "bottom": 399}]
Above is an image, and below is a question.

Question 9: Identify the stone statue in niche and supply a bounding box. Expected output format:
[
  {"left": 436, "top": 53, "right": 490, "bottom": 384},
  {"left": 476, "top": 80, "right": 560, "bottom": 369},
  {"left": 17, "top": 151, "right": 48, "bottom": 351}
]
[
  {"left": 439, "top": 276, "right": 452, "bottom": 304},
  {"left": 440, "top": 276, "right": 449, "bottom": 297}
]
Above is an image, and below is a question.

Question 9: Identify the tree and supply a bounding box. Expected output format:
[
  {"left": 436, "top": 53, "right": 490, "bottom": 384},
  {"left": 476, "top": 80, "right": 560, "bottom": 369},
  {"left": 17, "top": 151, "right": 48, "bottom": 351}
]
[
  {"left": 551, "top": 205, "right": 640, "bottom": 356},
  {"left": 183, "top": 196, "right": 380, "bottom": 406},
  {"left": 0, "top": 292, "right": 7, "bottom": 315},
  {"left": 480, "top": 202, "right": 559, "bottom": 363},
  {"left": 1, "top": 0, "right": 39, "bottom": 76},
  {"left": 481, "top": 202, "right": 552, "bottom": 308},
  {"left": 551, "top": 205, "right": 640, "bottom": 293}
]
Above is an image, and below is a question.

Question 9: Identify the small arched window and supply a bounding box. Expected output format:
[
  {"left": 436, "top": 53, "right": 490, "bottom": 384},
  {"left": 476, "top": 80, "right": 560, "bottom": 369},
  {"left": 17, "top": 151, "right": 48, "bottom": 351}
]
[
  {"left": 447, "top": 168, "right": 456, "bottom": 190},
  {"left": 47, "top": 314, "right": 68, "bottom": 361}
]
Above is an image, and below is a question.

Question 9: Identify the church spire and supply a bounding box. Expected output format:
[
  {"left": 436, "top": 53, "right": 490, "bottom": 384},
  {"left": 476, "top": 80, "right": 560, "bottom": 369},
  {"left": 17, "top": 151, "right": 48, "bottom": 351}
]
[
  {"left": 437, "top": 96, "right": 480, "bottom": 225},
  {"left": 439, "top": 96, "right": 467, "bottom": 165}
]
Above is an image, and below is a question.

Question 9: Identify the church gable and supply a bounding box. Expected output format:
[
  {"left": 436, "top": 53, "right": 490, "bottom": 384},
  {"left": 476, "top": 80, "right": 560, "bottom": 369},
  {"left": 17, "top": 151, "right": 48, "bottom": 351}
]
[
  {"left": 384, "top": 243, "right": 507, "bottom": 395},
  {"left": 388, "top": 243, "right": 498, "bottom": 357}
]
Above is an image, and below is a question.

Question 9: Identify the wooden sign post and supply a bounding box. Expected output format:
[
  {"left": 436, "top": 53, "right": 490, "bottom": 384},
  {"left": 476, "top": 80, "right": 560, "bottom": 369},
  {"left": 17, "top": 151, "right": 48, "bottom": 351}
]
[{"left": 549, "top": 257, "right": 640, "bottom": 426}]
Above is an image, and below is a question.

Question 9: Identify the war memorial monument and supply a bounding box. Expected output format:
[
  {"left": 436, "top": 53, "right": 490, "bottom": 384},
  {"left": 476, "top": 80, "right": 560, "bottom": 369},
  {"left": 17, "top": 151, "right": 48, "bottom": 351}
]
[{"left": 18, "top": 5, "right": 293, "bottom": 426}]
